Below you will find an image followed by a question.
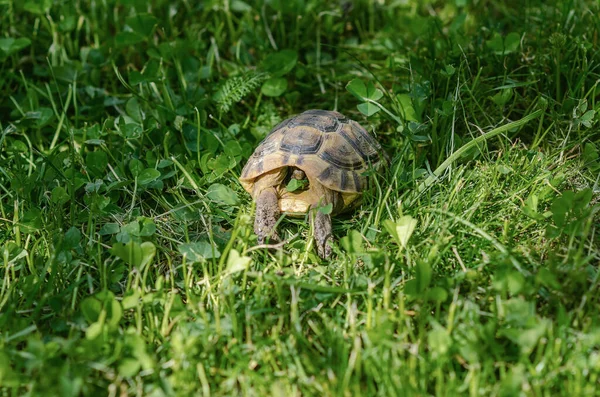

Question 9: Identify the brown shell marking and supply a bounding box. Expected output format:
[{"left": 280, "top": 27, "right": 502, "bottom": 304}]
[{"left": 240, "top": 110, "right": 382, "bottom": 197}]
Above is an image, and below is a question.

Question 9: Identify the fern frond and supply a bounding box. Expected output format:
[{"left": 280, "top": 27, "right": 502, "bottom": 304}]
[{"left": 213, "top": 72, "right": 266, "bottom": 114}]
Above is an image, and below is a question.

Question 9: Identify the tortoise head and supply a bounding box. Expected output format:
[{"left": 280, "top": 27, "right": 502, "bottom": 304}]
[{"left": 290, "top": 167, "right": 306, "bottom": 181}]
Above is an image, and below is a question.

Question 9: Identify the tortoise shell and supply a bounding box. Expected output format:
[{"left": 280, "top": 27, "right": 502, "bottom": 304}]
[{"left": 239, "top": 109, "right": 382, "bottom": 206}]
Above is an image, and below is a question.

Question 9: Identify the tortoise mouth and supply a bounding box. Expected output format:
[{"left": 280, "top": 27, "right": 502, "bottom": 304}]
[{"left": 284, "top": 166, "right": 310, "bottom": 192}]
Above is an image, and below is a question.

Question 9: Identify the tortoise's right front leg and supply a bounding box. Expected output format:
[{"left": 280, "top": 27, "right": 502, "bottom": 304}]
[{"left": 254, "top": 187, "right": 280, "bottom": 244}]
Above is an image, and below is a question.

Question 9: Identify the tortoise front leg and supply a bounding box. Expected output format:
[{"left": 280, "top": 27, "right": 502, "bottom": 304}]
[
  {"left": 309, "top": 182, "right": 342, "bottom": 259},
  {"left": 311, "top": 207, "right": 332, "bottom": 259},
  {"left": 254, "top": 187, "right": 280, "bottom": 244}
]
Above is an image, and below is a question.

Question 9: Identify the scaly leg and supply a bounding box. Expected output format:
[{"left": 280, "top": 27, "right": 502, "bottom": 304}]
[
  {"left": 311, "top": 207, "right": 332, "bottom": 259},
  {"left": 309, "top": 182, "right": 341, "bottom": 259},
  {"left": 254, "top": 187, "right": 280, "bottom": 244}
]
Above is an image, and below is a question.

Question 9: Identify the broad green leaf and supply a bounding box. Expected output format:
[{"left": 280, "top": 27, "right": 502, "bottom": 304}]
[
  {"left": 126, "top": 98, "right": 144, "bottom": 123},
  {"left": 115, "top": 31, "right": 145, "bottom": 47},
  {"left": 496, "top": 164, "right": 513, "bottom": 174},
  {"left": 225, "top": 249, "right": 252, "bottom": 275},
  {"left": 318, "top": 203, "right": 333, "bottom": 215},
  {"left": 286, "top": 178, "right": 309, "bottom": 192},
  {"left": 224, "top": 140, "right": 243, "bottom": 159},
  {"left": 504, "top": 32, "right": 520, "bottom": 54},
  {"left": 231, "top": 0, "right": 253, "bottom": 12},
  {"left": 80, "top": 290, "right": 122, "bottom": 328},
  {"left": 118, "top": 358, "right": 141, "bottom": 378},
  {"left": 395, "top": 215, "right": 417, "bottom": 249},
  {"left": 347, "top": 79, "right": 383, "bottom": 101},
  {"left": 99, "top": 223, "right": 120, "bottom": 235},
  {"left": 129, "top": 158, "right": 145, "bottom": 177},
  {"left": 111, "top": 241, "right": 156, "bottom": 270},
  {"left": 428, "top": 328, "right": 451, "bottom": 354},
  {"left": 346, "top": 79, "right": 367, "bottom": 99},
  {"left": 491, "top": 88, "right": 513, "bottom": 106},
  {"left": 507, "top": 270, "right": 526, "bottom": 295},
  {"left": 487, "top": 32, "right": 520, "bottom": 55},
  {"left": 262, "top": 49, "right": 298, "bottom": 76},
  {"left": 503, "top": 297, "right": 535, "bottom": 326},
  {"left": 137, "top": 168, "right": 160, "bottom": 184},
  {"left": 545, "top": 225, "right": 561, "bottom": 239},
  {"left": 2, "top": 242, "right": 27, "bottom": 266},
  {"left": 0, "top": 352, "right": 18, "bottom": 387},
  {"left": 207, "top": 183, "right": 239, "bottom": 205},
  {"left": 122, "top": 290, "right": 141, "bottom": 310},
  {"left": 522, "top": 194, "right": 545, "bottom": 221},
  {"left": 261, "top": 77, "right": 288, "bottom": 97},
  {"left": 396, "top": 94, "right": 418, "bottom": 122},
  {"left": 23, "top": 0, "right": 52, "bottom": 14},
  {"left": 126, "top": 333, "right": 155, "bottom": 370},
  {"left": 121, "top": 221, "right": 140, "bottom": 237},
  {"left": 516, "top": 319, "right": 549, "bottom": 354},
  {"left": 427, "top": 286, "right": 448, "bottom": 302},
  {"left": 157, "top": 159, "right": 173, "bottom": 168},
  {"left": 573, "top": 188, "right": 593, "bottom": 212},
  {"left": 365, "top": 81, "right": 384, "bottom": 101},
  {"left": 129, "top": 71, "right": 146, "bottom": 85},
  {"left": 126, "top": 13, "right": 158, "bottom": 37},
  {"left": 0, "top": 37, "right": 32, "bottom": 58},
  {"left": 580, "top": 110, "right": 595, "bottom": 128},
  {"left": 116, "top": 121, "right": 142, "bottom": 139},
  {"left": 340, "top": 230, "right": 364, "bottom": 254},
  {"left": 51, "top": 186, "right": 70, "bottom": 205},
  {"left": 357, "top": 102, "right": 380, "bottom": 116},
  {"left": 25, "top": 107, "right": 53, "bottom": 127},
  {"left": 64, "top": 227, "right": 81, "bottom": 249},
  {"left": 550, "top": 191, "right": 574, "bottom": 227},
  {"left": 536, "top": 268, "right": 561, "bottom": 290},
  {"left": 206, "top": 153, "right": 236, "bottom": 172},
  {"left": 129, "top": 59, "right": 160, "bottom": 84},
  {"left": 416, "top": 260, "right": 432, "bottom": 292},
  {"left": 405, "top": 260, "right": 432, "bottom": 296},
  {"left": 383, "top": 219, "right": 398, "bottom": 243},
  {"left": 573, "top": 99, "right": 588, "bottom": 117},
  {"left": 86, "top": 322, "right": 103, "bottom": 340},
  {"left": 86, "top": 151, "right": 108, "bottom": 177},
  {"left": 441, "top": 64, "right": 456, "bottom": 77},
  {"left": 486, "top": 33, "right": 504, "bottom": 53},
  {"left": 81, "top": 298, "right": 102, "bottom": 324},
  {"left": 583, "top": 143, "right": 598, "bottom": 164},
  {"left": 8, "top": 139, "right": 27, "bottom": 153},
  {"left": 21, "top": 208, "right": 42, "bottom": 233},
  {"left": 138, "top": 218, "right": 156, "bottom": 237},
  {"left": 178, "top": 241, "right": 221, "bottom": 262},
  {"left": 85, "top": 179, "right": 104, "bottom": 193}
]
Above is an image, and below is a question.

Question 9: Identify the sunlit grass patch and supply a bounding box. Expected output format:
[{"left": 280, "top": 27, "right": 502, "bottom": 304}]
[{"left": 0, "top": 0, "right": 599, "bottom": 395}]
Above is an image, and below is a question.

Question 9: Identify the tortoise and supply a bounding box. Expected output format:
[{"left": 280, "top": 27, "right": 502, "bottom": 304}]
[{"left": 239, "top": 109, "right": 384, "bottom": 258}]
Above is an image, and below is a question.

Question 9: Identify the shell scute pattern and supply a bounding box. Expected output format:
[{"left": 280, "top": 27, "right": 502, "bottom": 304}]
[
  {"left": 341, "top": 120, "right": 381, "bottom": 164},
  {"left": 280, "top": 127, "right": 323, "bottom": 155},
  {"left": 288, "top": 109, "right": 343, "bottom": 132},
  {"left": 240, "top": 110, "right": 382, "bottom": 196}
]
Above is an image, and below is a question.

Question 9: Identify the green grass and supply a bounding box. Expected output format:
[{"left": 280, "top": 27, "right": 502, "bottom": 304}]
[{"left": 1, "top": 0, "right": 599, "bottom": 395}]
